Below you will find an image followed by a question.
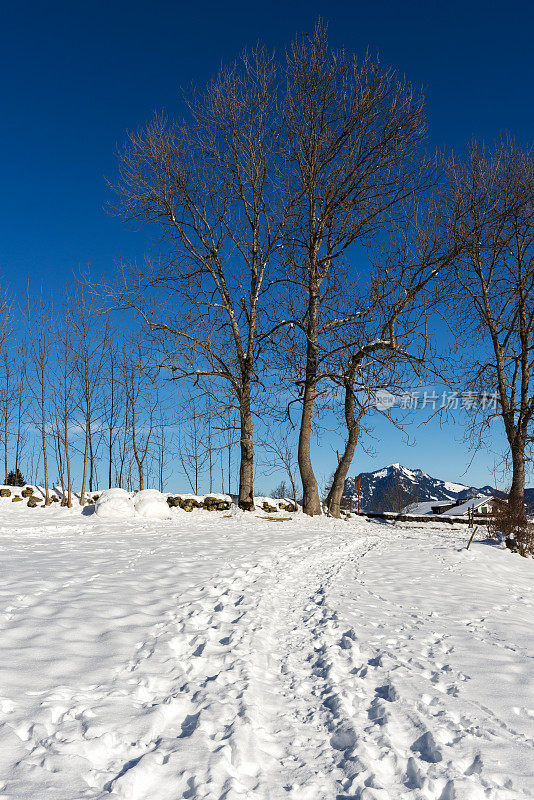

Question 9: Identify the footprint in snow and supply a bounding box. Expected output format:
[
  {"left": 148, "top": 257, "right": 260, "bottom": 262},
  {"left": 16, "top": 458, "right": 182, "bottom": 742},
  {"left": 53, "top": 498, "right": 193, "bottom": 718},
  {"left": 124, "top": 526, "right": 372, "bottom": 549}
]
[
  {"left": 374, "top": 683, "right": 398, "bottom": 702},
  {"left": 411, "top": 730, "right": 443, "bottom": 763}
]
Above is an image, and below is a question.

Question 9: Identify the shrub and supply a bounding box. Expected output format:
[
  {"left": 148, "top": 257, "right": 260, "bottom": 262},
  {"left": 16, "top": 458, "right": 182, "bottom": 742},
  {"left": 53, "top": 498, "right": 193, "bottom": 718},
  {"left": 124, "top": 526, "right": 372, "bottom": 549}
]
[
  {"left": 488, "top": 501, "right": 534, "bottom": 558},
  {"left": 5, "top": 469, "right": 25, "bottom": 487}
]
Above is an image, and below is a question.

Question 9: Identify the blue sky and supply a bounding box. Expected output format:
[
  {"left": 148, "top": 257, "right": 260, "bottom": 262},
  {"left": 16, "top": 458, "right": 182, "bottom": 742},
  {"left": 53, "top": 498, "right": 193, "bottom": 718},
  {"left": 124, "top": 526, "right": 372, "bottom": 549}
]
[{"left": 1, "top": 0, "right": 533, "bottom": 491}]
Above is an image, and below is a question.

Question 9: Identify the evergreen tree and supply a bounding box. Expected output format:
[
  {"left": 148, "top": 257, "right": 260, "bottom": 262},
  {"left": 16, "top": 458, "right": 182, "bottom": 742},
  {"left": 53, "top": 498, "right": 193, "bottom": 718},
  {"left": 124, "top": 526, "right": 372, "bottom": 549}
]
[{"left": 5, "top": 468, "right": 24, "bottom": 486}]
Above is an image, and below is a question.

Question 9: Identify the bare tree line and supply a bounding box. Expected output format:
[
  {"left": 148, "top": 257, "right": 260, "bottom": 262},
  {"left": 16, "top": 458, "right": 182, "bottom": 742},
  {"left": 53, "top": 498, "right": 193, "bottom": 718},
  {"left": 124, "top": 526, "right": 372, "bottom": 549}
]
[
  {"left": 2, "top": 24, "right": 534, "bottom": 520},
  {"left": 0, "top": 273, "right": 245, "bottom": 503}
]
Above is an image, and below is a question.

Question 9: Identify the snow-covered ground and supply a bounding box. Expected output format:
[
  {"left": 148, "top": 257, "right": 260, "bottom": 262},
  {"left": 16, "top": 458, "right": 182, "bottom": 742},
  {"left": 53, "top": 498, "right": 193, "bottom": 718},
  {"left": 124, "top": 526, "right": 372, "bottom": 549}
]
[{"left": 0, "top": 504, "right": 532, "bottom": 799}]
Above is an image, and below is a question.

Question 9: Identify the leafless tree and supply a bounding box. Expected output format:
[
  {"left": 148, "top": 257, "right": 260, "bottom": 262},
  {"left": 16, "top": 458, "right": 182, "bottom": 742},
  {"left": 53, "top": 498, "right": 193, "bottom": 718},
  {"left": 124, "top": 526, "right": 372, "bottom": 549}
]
[
  {"left": 177, "top": 399, "right": 208, "bottom": 494},
  {"left": 69, "top": 278, "right": 108, "bottom": 504},
  {"left": 259, "top": 424, "right": 299, "bottom": 507},
  {"left": 111, "top": 45, "right": 289, "bottom": 510},
  {"left": 0, "top": 352, "right": 16, "bottom": 482},
  {"left": 25, "top": 288, "right": 53, "bottom": 503},
  {"left": 150, "top": 412, "right": 173, "bottom": 493},
  {"left": 324, "top": 201, "right": 457, "bottom": 517},
  {"left": 119, "top": 338, "right": 159, "bottom": 491},
  {"left": 280, "top": 22, "right": 430, "bottom": 514},
  {"left": 0, "top": 290, "right": 14, "bottom": 481},
  {"left": 446, "top": 138, "right": 534, "bottom": 521},
  {"left": 100, "top": 343, "right": 127, "bottom": 490},
  {"left": 13, "top": 348, "right": 28, "bottom": 480},
  {"left": 52, "top": 299, "right": 77, "bottom": 506}
]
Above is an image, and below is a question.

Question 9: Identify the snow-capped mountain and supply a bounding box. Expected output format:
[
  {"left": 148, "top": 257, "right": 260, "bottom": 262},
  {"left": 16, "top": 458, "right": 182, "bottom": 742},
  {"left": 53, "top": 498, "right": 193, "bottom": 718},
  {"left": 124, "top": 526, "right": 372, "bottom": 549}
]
[{"left": 344, "top": 463, "right": 495, "bottom": 513}]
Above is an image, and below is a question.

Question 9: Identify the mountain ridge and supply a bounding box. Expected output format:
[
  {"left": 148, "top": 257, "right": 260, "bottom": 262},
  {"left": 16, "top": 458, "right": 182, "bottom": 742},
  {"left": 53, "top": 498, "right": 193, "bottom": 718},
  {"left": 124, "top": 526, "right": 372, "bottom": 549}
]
[{"left": 343, "top": 464, "right": 496, "bottom": 513}]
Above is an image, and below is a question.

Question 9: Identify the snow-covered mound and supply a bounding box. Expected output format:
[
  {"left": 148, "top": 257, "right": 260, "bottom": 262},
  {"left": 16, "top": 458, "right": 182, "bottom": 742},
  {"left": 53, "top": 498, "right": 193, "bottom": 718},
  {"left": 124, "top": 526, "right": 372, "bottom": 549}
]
[
  {"left": 133, "top": 489, "right": 172, "bottom": 520},
  {"left": 95, "top": 488, "right": 135, "bottom": 519}
]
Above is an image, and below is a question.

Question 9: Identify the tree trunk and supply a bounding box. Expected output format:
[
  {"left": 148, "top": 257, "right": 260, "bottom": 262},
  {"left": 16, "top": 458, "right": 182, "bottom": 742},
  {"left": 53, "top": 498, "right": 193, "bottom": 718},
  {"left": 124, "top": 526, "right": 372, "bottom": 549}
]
[
  {"left": 298, "top": 386, "right": 322, "bottom": 514},
  {"left": 326, "top": 424, "right": 360, "bottom": 519},
  {"left": 80, "top": 427, "right": 89, "bottom": 505},
  {"left": 508, "top": 442, "right": 526, "bottom": 521},
  {"left": 288, "top": 466, "right": 297, "bottom": 510},
  {"left": 88, "top": 419, "right": 94, "bottom": 492},
  {"left": 326, "top": 373, "right": 363, "bottom": 518},
  {"left": 56, "top": 430, "right": 65, "bottom": 506},
  {"left": 41, "top": 374, "right": 50, "bottom": 505},
  {"left": 64, "top": 412, "right": 72, "bottom": 507},
  {"left": 108, "top": 358, "right": 114, "bottom": 489},
  {"left": 298, "top": 317, "right": 322, "bottom": 515},
  {"left": 238, "top": 385, "right": 255, "bottom": 510}
]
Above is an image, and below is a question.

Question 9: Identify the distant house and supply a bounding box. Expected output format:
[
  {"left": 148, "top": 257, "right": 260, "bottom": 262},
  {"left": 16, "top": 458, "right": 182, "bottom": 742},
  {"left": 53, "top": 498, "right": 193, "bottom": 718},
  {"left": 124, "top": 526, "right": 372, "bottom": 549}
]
[{"left": 403, "top": 496, "right": 504, "bottom": 518}]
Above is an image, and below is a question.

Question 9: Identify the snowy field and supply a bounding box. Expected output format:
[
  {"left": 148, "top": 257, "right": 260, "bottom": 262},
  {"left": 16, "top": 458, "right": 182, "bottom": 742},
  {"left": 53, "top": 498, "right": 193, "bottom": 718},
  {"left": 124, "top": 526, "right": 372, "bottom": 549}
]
[{"left": 0, "top": 504, "right": 532, "bottom": 799}]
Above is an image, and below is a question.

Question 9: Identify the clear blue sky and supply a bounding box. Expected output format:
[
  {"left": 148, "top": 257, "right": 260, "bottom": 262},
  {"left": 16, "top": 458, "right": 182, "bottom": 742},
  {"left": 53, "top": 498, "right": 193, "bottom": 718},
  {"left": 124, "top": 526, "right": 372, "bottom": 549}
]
[{"left": 1, "top": 0, "right": 533, "bottom": 491}]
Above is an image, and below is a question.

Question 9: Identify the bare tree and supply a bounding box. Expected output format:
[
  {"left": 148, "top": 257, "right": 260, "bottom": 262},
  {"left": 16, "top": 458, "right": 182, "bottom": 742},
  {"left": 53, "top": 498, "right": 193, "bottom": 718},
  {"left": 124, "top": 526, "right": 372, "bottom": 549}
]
[
  {"left": 260, "top": 424, "right": 299, "bottom": 507},
  {"left": 52, "top": 299, "right": 77, "bottom": 506},
  {"left": 112, "top": 45, "right": 289, "bottom": 510},
  {"left": 324, "top": 200, "right": 457, "bottom": 517},
  {"left": 0, "top": 352, "right": 16, "bottom": 482},
  {"left": 100, "top": 343, "right": 126, "bottom": 490},
  {"left": 0, "top": 291, "right": 14, "bottom": 482},
  {"left": 177, "top": 399, "right": 208, "bottom": 494},
  {"left": 280, "top": 22, "right": 429, "bottom": 514},
  {"left": 446, "top": 138, "right": 534, "bottom": 521},
  {"left": 119, "top": 338, "right": 159, "bottom": 491},
  {"left": 25, "top": 288, "right": 53, "bottom": 503},
  {"left": 13, "top": 348, "right": 28, "bottom": 481},
  {"left": 69, "top": 278, "right": 108, "bottom": 504}
]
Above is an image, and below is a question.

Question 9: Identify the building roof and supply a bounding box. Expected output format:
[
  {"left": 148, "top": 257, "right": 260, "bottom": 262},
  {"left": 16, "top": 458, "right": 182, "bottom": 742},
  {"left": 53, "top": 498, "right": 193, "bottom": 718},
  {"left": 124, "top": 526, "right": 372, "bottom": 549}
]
[
  {"left": 445, "top": 497, "right": 494, "bottom": 516},
  {"left": 402, "top": 496, "right": 495, "bottom": 517}
]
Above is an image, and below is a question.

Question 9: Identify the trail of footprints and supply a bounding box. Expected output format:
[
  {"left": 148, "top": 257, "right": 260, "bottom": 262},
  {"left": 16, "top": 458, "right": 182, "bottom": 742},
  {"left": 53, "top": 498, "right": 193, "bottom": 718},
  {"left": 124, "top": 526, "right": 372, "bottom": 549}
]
[{"left": 288, "top": 584, "right": 527, "bottom": 800}]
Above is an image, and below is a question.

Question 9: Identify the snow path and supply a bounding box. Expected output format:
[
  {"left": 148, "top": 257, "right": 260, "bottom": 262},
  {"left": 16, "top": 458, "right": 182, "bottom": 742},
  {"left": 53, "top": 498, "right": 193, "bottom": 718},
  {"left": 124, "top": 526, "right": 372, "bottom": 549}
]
[{"left": 0, "top": 508, "right": 532, "bottom": 799}]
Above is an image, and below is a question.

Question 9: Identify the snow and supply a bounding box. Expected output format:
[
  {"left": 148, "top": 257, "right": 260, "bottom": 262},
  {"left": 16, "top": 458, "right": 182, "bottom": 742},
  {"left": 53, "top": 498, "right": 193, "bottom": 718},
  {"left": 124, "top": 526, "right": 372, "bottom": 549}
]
[
  {"left": 443, "top": 480, "right": 470, "bottom": 493},
  {"left": 0, "top": 503, "right": 532, "bottom": 799},
  {"left": 133, "top": 489, "right": 172, "bottom": 520},
  {"left": 95, "top": 489, "right": 135, "bottom": 519}
]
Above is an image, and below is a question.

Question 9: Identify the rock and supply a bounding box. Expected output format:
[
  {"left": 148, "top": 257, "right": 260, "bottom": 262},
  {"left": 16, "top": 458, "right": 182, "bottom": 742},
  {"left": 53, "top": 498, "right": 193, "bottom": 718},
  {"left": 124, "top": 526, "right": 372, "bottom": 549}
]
[
  {"left": 179, "top": 498, "right": 202, "bottom": 511},
  {"left": 21, "top": 487, "right": 33, "bottom": 498},
  {"left": 27, "top": 497, "right": 42, "bottom": 508},
  {"left": 203, "top": 496, "right": 220, "bottom": 511},
  {"left": 12, "top": 496, "right": 22, "bottom": 502},
  {"left": 279, "top": 502, "right": 297, "bottom": 512},
  {"left": 0, "top": 488, "right": 11, "bottom": 497}
]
